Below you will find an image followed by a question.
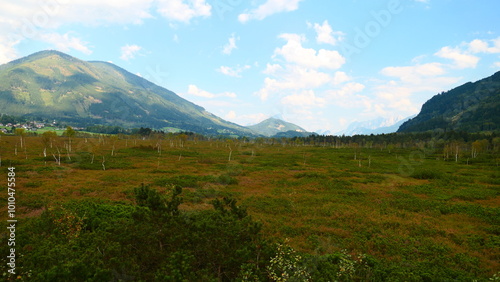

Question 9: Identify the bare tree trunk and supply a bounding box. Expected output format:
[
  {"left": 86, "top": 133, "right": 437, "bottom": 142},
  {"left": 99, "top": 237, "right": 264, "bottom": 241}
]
[
  {"left": 53, "top": 148, "right": 61, "bottom": 165},
  {"left": 57, "top": 147, "right": 61, "bottom": 165}
]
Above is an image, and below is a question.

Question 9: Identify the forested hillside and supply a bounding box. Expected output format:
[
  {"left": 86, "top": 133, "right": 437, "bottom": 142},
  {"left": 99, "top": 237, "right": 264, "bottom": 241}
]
[{"left": 398, "top": 71, "right": 500, "bottom": 132}]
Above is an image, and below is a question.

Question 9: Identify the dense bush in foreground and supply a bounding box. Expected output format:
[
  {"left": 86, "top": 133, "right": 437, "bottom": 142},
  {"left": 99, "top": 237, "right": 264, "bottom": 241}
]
[{"left": 2, "top": 185, "right": 496, "bottom": 281}]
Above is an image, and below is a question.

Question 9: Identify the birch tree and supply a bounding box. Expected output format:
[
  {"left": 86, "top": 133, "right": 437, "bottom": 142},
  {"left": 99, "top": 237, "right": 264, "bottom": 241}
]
[{"left": 64, "top": 126, "right": 76, "bottom": 153}]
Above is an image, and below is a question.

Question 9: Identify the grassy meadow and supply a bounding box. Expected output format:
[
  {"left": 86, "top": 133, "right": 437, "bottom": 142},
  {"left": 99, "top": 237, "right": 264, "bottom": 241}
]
[{"left": 0, "top": 134, "right": 499, "bottom": 280}]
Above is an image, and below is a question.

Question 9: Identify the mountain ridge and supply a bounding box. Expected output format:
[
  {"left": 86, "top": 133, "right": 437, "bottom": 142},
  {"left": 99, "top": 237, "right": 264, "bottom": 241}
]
[
  {"left": 0, "top": 50, "right": 254, "bottom": 135},
  {"left": 246, "top": 117, "right": 311, "bottom": 137},
  {"left": 398, "top": 71, "right": 500, "bottom": 132},
  {"left": 336, "top": 115, "right": 414, "bottom": 136}
]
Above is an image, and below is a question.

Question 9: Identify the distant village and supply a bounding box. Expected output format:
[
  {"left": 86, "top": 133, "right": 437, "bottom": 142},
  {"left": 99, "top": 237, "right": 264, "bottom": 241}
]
[{"left": 0, "top": 120, "right": 84, "bottom": 134}]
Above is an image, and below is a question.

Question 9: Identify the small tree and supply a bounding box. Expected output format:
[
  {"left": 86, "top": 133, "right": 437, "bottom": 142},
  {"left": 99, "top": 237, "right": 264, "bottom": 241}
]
[
  {"left": 15, "top": 128, "right": 26, "bottom": 148},
  {"left": 65, "top": 126, "right": 76, "bottom": 153},
  {"left": 41, "top": 131, "right": 57, "bottom": 157},
  {"left": 109, "top": 135, "right": 119, "bottom": 156}
]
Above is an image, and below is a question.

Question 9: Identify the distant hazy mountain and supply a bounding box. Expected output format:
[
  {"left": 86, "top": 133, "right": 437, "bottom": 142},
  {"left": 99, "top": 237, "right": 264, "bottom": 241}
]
[
  {"left": 246, "top": 117, "right": 310, "bottom": 137},
  {"left": 336, "top": 115, "right": 414, "bottom": 136},
  {"left": 0, "top": 50, "right": 254, "bottom": 135},
  {"left": 315, "top": 129, "right": 332, "bottom": 136},
  {"left": 398, "top": 71, "right": 500, "bottom": 133}
]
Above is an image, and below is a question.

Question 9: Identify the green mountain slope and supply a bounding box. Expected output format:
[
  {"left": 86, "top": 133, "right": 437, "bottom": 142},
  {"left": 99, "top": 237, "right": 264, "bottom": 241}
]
[
  {"left": 247, "top": 117, "right": 310, "bottom": 137},
  {"left": 398, "top": 71, "right": 500, "bottom": 132},
  {"left": 0, "top": 50, "right": 254, "bottom": 135}
]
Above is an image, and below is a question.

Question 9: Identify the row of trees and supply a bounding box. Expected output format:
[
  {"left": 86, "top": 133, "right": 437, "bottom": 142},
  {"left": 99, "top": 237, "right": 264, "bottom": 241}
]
[{"left": 1, "top": 127, "right": 499, "bottom": 169}]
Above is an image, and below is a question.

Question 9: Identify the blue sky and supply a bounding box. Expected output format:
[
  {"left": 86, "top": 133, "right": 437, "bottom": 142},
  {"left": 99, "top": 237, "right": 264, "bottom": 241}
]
[{"left": 1, "top": 0, "right": 500, "bottom": 133}]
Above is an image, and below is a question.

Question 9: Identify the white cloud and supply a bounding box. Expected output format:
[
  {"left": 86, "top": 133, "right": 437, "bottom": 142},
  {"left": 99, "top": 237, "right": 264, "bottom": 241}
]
[
  {"left": 377, "top": 56, "right": 463, "bottom": 115},
  {"left": 120, "top": 44, "right": 142, "bottom": 60},
  {"left": 2, "top": 0, "right": 155, "bottom": 28},
  {"left": 435, "top": 46, "right": 480, "bottom": 69},
  {"left": 0, "top": 35, "right": 20, "bottom": 64},
  {"left": 156, "top": 0, "right": 211, "bottom": 23},
  {"left": 39, "top": 32, "right": 92, "bottom": 55},
  {"left": 225, "top": 110, "right": 237, "bottom": 120},
  {"left": 339, "top": 118, "right": 348, "bottom": 127},
  {"left": 0, "top": 0, "right": 213, "bottom": 64},
  {"left": 187, "top": 85, "right": 236, "bottom": 99},
  {"left": 431, "top": 37, "right": 500, "bottom": 70},
  {"left": 256, "top": 65, "right": 333, "bottom": 101},
  {"left": 281, "top": 90, "right": 326, "bottom": 107},
  {"left": 326, "top": 82, "right": 365, "bottom": 100},
  {"left": 254, "top": 33, "right": 346, "bottom": 101},
  {"left": 263, "top": 63, "right": 283, "bottom": 75},
  {"left": 238, "top": 0, "right": 303, "bottom": 23},
  {"left": 217, "top": 65, "right": 251, "bottom": 77},
  {"left": 381, "top": 63, "right": 445, "bottom": 83},
  {"left": 274, "top": 33, "right": 345, "bottom": 69},
  {"left": 468, "top": 39, "right": 490, "bottom": 54},
  {"left": 333, "top": 71, "right": 351, "bottom": 85},
  {"left": 313, "top": 20, "right": 344, "bottom": 46},
  {"left": 373, "top": 84, "right": 417, "bottom": 113},
  {"left": 222, "top": 34, "right": 238, "bottom": 55},
  {"left": 468, "top": 37, "right": 500, "bottom": 54},
  {"left": 187, "top": 84, "right": 215, "bottom": 98}
]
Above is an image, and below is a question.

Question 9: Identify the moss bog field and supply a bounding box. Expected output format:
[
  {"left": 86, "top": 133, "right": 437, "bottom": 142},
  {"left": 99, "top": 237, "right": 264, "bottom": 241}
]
[{"left": 0, "top": 134, "right": 499, "bottom": 281}]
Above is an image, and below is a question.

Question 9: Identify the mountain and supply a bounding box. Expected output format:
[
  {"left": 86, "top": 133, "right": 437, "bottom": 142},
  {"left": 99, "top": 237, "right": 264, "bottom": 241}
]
[
  {"left": 336, "top": 115, "right": 414, "bottom": 136},
  {"left": 315, "top": 129, "right": 332, "bottom": 136},
  {"left": 398, "top": 71, "right": 500, "bottom": 133},
  {"left": 246, "top": 117, "right": 311, "bottom": 137},
  {"left": 0, "top": 50, "right": 254, "bottom": 135}
]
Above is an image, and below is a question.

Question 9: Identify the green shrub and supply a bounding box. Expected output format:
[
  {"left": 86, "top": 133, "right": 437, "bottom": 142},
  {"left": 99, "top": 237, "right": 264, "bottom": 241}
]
[
  {"left": 1, "top": 188, "right": 269, "bottom": 281},
  {"left": 410, "top": 169, "right": 443, "bottom": 179}
]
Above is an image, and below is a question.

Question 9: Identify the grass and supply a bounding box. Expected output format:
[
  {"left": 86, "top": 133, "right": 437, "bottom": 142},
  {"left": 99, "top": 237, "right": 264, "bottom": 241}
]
[{"left": 0, "top": 135, "right": 498, "bottom": 279}]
